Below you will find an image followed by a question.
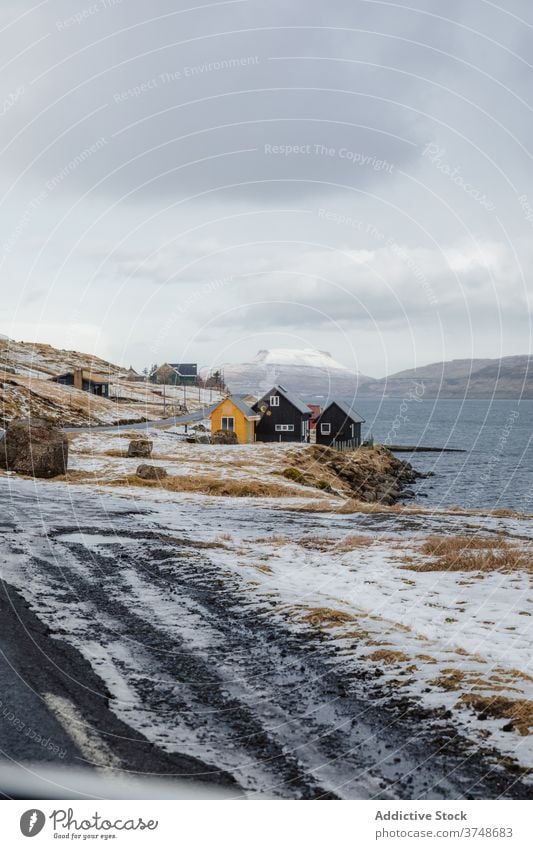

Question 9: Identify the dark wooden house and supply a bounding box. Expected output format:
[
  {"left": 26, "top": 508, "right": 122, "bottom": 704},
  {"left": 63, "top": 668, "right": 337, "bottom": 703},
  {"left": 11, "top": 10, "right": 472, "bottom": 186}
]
[
  {"left": 169, "top": 363, "right": 198, "bottom": 385},
  {"left": 52, "top": 368, "right": 109, "bottom": 397},
  {"left": 253, "top": 385, "right": 311, "bottom": 443},
  {"left": 151, "top": 363, "right": 198, "bottom": 386},
  {"left": 315, "top": 400, "right": 365, "bottom": 449}
]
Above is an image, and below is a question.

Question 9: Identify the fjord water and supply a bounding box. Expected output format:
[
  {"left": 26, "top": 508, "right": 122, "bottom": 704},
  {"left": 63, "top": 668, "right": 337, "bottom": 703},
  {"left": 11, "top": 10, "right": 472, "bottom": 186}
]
[{"left": 350, "top": 398, "right": 532, "bottom": 512}]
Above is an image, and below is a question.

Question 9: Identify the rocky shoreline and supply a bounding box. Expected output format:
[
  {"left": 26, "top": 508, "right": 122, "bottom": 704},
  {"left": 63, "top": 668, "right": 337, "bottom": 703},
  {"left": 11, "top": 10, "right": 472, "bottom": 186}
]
[{"left": 285, "top": 444, "right": 429, "bottom": 505}]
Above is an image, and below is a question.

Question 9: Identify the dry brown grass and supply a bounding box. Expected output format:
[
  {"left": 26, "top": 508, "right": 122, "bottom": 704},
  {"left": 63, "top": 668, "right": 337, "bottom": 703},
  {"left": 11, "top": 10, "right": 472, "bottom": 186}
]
[
  {"left": 254, "top": 535, "right": 292, "bottom": 547},
  {"left": 336, "top": 499, "right": 405, "bottom": 514},
  {"left": 334, "top": 534, "right": 376, "bottom": 551},
  {"left": 459, "top": 695, "right": 533, "bottom": 736},
  {"left": 335, "top": 499, "right": 533, "bottom": 521},
  {"left": 258, "top": 533, "right": 377, "bottom": 552},
  {"left": 431, "top": 669, "right": 468, "bottom": 690},
  {"left": 108, "top": 473, "right": 312, "bottom": 499},
  {"left": 299, "top": 607, "right": 356, "bottom": 628},
  {"left": 403, "top": 535, "right": 532, "bottom": 574},
  {"left": 297, "top": 535, "right": 336, "bottom": 551},
  {"left": 367, "top": 649, "right": 410, "bottom": 664},
  {"left": 58, "top": 469, "right": 101, "bottom": 483},
  {"left": 498, "top": 668, "right": 533, "bottom": 684},
  {"left": 279, "top": 499, "right": 344, "bottom": 513},
  {"left": 253, "top": 561, "right": 273, "bottom": 574}
]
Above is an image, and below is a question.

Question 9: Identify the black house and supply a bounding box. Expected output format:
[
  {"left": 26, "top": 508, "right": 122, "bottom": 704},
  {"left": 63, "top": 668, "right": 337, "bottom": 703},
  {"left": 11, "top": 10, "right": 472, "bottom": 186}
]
[
  {"left": 52, "top": 368, "right": 109, "bottom": 397},
  {"left": 315, "top": 400, "right": 365, "bottom": 449},
  {"left": 253, "top": 385, "right": 311, "bottom": 443}
]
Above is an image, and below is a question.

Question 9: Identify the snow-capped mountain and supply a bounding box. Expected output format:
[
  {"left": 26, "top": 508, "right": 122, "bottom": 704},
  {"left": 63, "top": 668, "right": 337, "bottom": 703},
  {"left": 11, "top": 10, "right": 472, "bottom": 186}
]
[{"left": 223, "top": 348, "right": 374, "bottom": 398}]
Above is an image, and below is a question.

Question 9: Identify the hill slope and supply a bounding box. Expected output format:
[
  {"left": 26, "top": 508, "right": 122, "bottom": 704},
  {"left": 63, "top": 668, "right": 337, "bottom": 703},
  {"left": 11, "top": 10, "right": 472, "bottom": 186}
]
[
  {"left": 0, "top": 338, "right": 219, "bottom": 426},
  {"left": 224, "top": 348, "right": 375, "bottom": 397},
  {"left": 359, "top": 356, "right": 533, "bottom": 400}
]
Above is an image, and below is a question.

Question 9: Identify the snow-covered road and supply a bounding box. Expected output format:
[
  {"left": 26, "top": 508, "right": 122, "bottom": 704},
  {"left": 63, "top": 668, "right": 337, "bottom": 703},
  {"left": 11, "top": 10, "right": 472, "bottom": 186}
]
[{"left": 0, "top": 476, "right": 531, "bottom": 799}]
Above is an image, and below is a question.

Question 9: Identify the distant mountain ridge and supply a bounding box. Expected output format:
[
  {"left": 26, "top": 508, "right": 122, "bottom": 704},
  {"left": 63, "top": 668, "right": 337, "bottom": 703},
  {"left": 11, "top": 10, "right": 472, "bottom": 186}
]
[
  {"left": 360, "top": 355, "right": 533, "bottom": 400},
  {"left": 225, "top": 349, "right": 533, "bottom": 400}
]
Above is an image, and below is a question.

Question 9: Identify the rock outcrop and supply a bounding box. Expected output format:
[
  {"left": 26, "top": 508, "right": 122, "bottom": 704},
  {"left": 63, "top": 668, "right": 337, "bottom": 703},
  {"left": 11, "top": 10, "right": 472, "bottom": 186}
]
[
  {"left": 136, "top": 464, "right": 168, "bottom": 481},
  {"left": 127, "top": 439, "right": 152, "bottom": 458},
  {"left": 286, "top": 444, "right": 425, "bottom": 504},
  {"left": 0, "top": 417, "right": 68, "bottom": 478},
  {"left": 211, "top": 429, "right": 238, "bottom": 445}
]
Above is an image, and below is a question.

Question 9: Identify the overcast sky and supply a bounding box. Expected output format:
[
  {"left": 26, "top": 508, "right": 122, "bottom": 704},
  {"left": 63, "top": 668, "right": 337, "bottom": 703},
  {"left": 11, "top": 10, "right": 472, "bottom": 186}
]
[{"left": 1, "top": 0, "right": 532, "bottom": 376}]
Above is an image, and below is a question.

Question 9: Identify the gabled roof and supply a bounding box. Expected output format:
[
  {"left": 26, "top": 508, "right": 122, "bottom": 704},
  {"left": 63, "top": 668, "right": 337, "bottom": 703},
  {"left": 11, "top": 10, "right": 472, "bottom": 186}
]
[
  {"left": 319, "top": 399, "right": 365, "bottom": 423},
  {"left": 53, "top": 370, "right": 110, "bottom": 384},
  {"left": 257, "top": 385, "right": 311, "bottom": 416},
  {"left": 210, "top": 395, "right": 260, "bottom": 420},
  {"left": 168, "top": 363, "right": 197, "bottom": 376}
]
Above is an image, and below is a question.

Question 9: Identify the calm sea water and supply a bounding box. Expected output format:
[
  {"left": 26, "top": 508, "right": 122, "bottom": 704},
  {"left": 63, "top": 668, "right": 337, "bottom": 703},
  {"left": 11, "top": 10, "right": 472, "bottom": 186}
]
[{"left": 321, "top": 398, "right": 532, "bottom": 512}]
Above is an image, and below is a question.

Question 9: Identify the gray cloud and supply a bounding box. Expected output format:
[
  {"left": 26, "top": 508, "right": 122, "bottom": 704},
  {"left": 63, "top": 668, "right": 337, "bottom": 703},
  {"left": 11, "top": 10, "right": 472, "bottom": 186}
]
[{"left": 0, "top": 0, "right": 531, "bottom": 373}]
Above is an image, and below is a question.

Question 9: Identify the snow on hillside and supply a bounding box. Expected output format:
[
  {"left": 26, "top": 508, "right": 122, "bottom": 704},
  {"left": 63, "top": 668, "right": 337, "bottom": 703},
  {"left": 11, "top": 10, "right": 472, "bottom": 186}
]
[
  {"left": 0, "top": 337, "right": 121, "bottom": 379},
  {"left": 0, "top": 338, "right": 222, "bottom": 426},
  {"left": 224, "top": 348, "right": 374, "bottom": 397},
  {"left": 255, "top": 348, "right": 351, "bottom": 370}
]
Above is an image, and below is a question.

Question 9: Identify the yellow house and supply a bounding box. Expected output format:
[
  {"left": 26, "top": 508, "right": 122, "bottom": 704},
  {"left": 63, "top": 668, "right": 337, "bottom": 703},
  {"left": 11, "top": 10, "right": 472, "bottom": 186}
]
[{"left": 209, "top": 396, "right": 260, "bottom": 444}]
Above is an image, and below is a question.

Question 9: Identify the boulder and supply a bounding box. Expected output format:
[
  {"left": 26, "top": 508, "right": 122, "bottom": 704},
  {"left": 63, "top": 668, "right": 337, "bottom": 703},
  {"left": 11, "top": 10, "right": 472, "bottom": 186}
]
[
  {"left": 0, "top": 417, "right": 68, "bottom": 478},
  {"left": 136, "top": 464, "right": 168, "bottom": 481},
  {"left": 211, "top": 429, "right": 238, "bottom": 445},
  {"left": 127, "top": 439, "right": 152, "bottom": 458}
]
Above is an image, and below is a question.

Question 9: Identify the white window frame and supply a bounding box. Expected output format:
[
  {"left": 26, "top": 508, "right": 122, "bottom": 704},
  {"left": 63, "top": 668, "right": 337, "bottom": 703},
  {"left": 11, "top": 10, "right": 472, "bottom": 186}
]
[
  {"left": 270, "top": 395, "right": 280, "bottom": 407},
  {"left": 320, "top": 422, "right": 331, "bottom": 435},
  {"left": 275, "top": 424, "right": 294, "bottom": 432},
  {"left": 221, "top": 416, "right": 235, "bottom": 431}
]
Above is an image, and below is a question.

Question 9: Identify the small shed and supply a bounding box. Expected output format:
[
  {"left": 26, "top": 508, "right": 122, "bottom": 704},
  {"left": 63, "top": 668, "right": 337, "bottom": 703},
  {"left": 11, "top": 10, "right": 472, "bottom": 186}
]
[
  {"left": 315, "top": 400, "right": 365, "bottom": 449},
  {"left": 253, "top": 385, "right": 312, "bottom": 443},
  {"left": 209, "top": 396, "right": 260, "bottom": 444},
  {"left": 52, "top": 368, "right": 109, "bottom": 397}
]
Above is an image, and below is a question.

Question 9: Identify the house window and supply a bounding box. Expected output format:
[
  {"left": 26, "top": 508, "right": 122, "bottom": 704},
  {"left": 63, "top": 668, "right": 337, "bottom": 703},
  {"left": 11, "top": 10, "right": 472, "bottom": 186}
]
[
  {"left": 275, "top": 424, "right": 294, "bottom": 432},
  {"left": 221, "top": 416, "right": 235, "bottom": 431},
  {"left": 320, "top": 422, "right": 331, "bottom": 435},
  {"left": 270, "top": 395, "right": 280, "bottom": 407}
]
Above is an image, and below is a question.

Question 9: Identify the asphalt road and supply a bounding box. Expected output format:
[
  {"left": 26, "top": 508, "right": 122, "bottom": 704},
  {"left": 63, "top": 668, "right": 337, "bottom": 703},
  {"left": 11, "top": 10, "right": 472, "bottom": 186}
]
[
  {"left": 0, "top": 509, "right": 237, "bottom": 798},
  {"left": 62, "top": 408, "right": 211, "bottom": 433}
]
